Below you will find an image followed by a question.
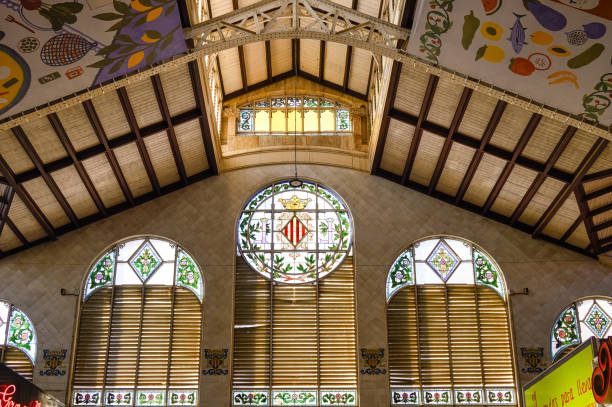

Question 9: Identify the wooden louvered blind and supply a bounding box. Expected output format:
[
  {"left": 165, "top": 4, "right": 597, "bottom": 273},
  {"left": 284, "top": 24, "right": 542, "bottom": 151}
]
[
  {"left": 388, "top": 285, "right": 515, "bottom": 389},
  {"left": 232, "top": 256, "right": 357, "bottom": 391},
  {"left": 2, "top": 347, "right": 33, "bottom": 381},
  {"left": 72, "top": 286, "right": 201, "bottom": 391}
]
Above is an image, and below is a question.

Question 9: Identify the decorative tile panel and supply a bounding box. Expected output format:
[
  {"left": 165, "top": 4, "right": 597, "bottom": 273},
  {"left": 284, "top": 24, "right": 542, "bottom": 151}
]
[
  {"left": 391, "top": 390, "right": 420, "bottom": 406},
  {"left": 73, "top": 391, "right": 102, "bottom": 406},
  {"left": 486, "top": 389, "right": 515, "bottom": 405},
  {"left": 129, "top": 241, "right": 162, "bottom": 282},
  {"left": 426, "top": 241, "right": 460, "bottom": 281},
  {"left": 105, "top": 390, "right": 134, "bottom": 406},
  {"left": 272, "top": 390, "right": 317, "bottom": 406},
  {"left": 136, "top": 390, "right": 165, "bottom": 406},
  {"left": 454, "top": 390, "right": 483, "bottom": 405},
  {"left": 360, "top": 348, "right": 386, "bottom": 374},
  {"left": 233, "top": 391, "right": 269, "bottom": 406},
  {"left": 202, "top": 349, "right": 229, "bottom": 375},
  {"left": 168, "top": 390, "right": 198, "bottom": 406},
  {"left": 386, "top": 250, "right": 414, "bottom": 301},
  {"left": 320, "top": 390, "right": 357, "bottom": 406},
  {"left": 423, "top": 390, "right": 452, "bottom": 405},
  {"left": 584, "top": 302, "right": 611, "bottom": 337}
]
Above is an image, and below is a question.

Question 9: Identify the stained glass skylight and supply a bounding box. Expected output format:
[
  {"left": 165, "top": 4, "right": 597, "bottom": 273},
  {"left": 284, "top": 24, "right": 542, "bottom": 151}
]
[{"left": 238, "top": 180, "right": 352, "bottom": 283}]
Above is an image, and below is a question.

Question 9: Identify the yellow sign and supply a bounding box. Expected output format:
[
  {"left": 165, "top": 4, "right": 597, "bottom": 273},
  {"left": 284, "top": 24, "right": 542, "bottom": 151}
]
[{"left": 524, "top": 343, "right": 596, "bottom": 407}]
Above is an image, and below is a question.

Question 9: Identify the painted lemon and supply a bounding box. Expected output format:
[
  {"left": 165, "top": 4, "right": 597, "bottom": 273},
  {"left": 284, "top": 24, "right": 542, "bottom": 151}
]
[
  {"left": 475, "top": 44, "right": 505, "bottom": 63},
  {"left": 0, "top": 45, "right": 31, "bottom": 116},
  {"left": 146, "top": 7, "right": 163, "bottom": 22},
  {"left": 531, "top": 30, "right": 553, "bottom": 45},
  {"left": 481, "top": 22, "right": 503, "bottom": 41},
  {"left": 548, "top": 45, "right": 571, "bottom": 57},
  {"left": 140, "top": 33, "right": 160, "bottom": 43},
  {"left": 130, "top": 0, "right": 151, "bottom": 11},
  {"left": 127, "top": 51, "right": 145, "bottom": 68}
]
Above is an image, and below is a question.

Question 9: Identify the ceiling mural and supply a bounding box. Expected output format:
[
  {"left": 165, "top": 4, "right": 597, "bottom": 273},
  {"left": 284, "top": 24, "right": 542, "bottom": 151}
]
[
  {"left": 0, "top": 0, "right": 185, "bottom": 119},
  {"left": 408, "top": 0, "right": 611, "bottom": 127}
]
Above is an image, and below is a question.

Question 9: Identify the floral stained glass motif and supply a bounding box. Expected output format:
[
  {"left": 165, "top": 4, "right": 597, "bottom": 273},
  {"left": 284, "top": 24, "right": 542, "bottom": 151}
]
[
  {"left": 233, "top": 390, "right": 269, "bottom": 406},
  {"left": 129, "top": 242, "right": 162, "bottom": 282},
  {"left": 386, "top": 250, "right": 414, "bottom": 300},
  {"left": 239, "top": 110, "right": 253, "bottom": 132},
  {"left": 176, "top": 249, "right": 203, "bottom": 301},
  {"left": 84, "top": 249, "right": 116, "bottom": 299},
  {"left": 168, "top": 390, "right": 198, "bottom": 406},
  {"left": 272, "top": 390, "right": 317, "bottom": 406},
  {"left": 584, "top": 302, "right": 611, "bottom": 337},
  {"left": 474, "top": 249, "right": 504, "bottom": 298},
  {"left": 136, "top": 391, "right": 165, "bottom": 406},
  {"left": 73, "top": 391, "right": 103, "bottom": 406},
  {"left": 426, "top": 241, "right": 459, "bottom": 281},
  {"left": 320, "top": 391, "right": 356, "bottom": 406},
  {"left": 238, "top": 181, "right": 352, "bottom": 284},
  {"left": 336, "top": 110, "right": 350, "bottom": 131},
  {"left": 105, "top": 391, "right": 133, "bottom": 406},
  {"left": 551, "top": 305, "right": 579, "bottom": 359},
  {"left": 454, "top": 390, "right": 483, "bottom": 405},
  {"left": 391, "top": 390, "right": 420, "bottom": 406},
  {"left": 7, "top": 306, "right": 37, "bottom": 363}
]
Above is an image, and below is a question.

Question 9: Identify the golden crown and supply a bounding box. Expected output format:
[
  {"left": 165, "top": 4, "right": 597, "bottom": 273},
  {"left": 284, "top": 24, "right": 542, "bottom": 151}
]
[{"left": 278, "top": 195, "right": 311, "bottom": 210}]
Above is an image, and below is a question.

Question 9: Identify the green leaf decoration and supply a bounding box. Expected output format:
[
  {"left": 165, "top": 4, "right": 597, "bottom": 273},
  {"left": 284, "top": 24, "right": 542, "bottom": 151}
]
[
  {"left": 160, "top": 35, "right": 173, "bottom": 50},
  {"left": 164, "top": 3, "right": 175, "bottom": 15},
  {"left": 96, "top": 43, "right": 121, "bottom": 56},
  {"left": 87, "top": 58, "right": 116, "bottom": 68},
  {"left": 135, "top": 15, "right": 147, "bottom": 26},
  {"left": 108, "top": 18, "right": 131, "bottom": 31},
  {"left": 144, "top": 30, "right": 161, "bottom": 39},
  {"left": 94, "top": 12, "right": 124, "bottom": 20},
  {"left": 108, "top": 58, "right": 125, "bottom": 74},
  {"left": 113, "top": 0, "right": 130, "bottom": 14},
  {"left": 116, "top": 34, "right": 134, "bottom": 43},
  {"left": 145, "top": 49, "right": 157, "bottom": 66}
]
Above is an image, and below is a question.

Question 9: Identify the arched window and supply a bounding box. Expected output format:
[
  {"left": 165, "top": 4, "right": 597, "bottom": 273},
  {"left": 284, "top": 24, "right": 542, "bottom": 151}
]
[
  {"left": 238, "top": 97, "right": 351, "bottom": 135},
  {"left": 233, "top": 180, "right": 357, "bottom": 406},
  {"left": 70, "top": 237, "right": 204, "bottom": 407},
  {"left": 0, "top": 301, "right": 36, "bottom": 380},
  {"left": 550, "top": 296, "right": 612, "bottom": 361},
  {"left": 386, "top": 236, "right": 518, "bottom": 407}
]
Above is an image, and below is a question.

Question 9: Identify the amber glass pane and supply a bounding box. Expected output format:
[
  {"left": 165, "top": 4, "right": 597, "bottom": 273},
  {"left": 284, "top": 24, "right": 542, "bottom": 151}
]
[
  {"left": 271, "top": 110, "right": 286, "bottom": 132},
  {"left": 288, "top": 111, "right": 303, "bottom": 132},
  {"left": 303, "top": 110, "right": 318, "bottom": 132},
  {"left": 320, "top": 110, "right": 334, "bottom": 132},
  {"left": 254, "top": 110, "right": 270, "bottom": 132}
]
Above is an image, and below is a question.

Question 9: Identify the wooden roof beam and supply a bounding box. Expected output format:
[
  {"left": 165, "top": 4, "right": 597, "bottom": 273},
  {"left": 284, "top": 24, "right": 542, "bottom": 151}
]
[
  {"left": 238, "top": 45, "right": 248, "bottom": 92},
  {"left": 371, "top": 60, "right": 402, "bottom": 174},
  {"left": 151, "top": 75, "right": 188, "bottom": 185},
  {"left": 319, "top": 41, "right": 326, "bottom": 82},
  {"left": 428, "top": 87, "right": 472, "bottom": 194},
  {"left": 455, "top": 101, "right": 507, "bottom": 204},
  {"left": 6, "top": 217, "right": 27, "bottom": 245},
  {"left": 265, "top": 40, "right": 272, "bottom": 82},
  {"left": 0, "top": 183, "right": 14, "bottom": 237},
  {"left": 589, "top": 202, "right": 612, "bottom": 218},
  {"left": 510, "top": 126, "right": 575, "bottom": 224},
  {"left": 585, "top": 184, "right": 612, "bottom": 201},
  {"left": 48, "top": 113, "right": 107, "bottom": 216},
  {"left": 83, "top": 100, "right": 135, "bottom": 206},
  {"left": 481, "top": 113, "right": 542, "bottom": 214},
  {"left": 0, "top": 154, "right": 56, "bottom": 239},
  {"left": 117, "top": 87, "right": 161, "bottom": 195},
  {"left": 293, "top": 39, "right": 299, "bottom": 76},
  {"left": 12, "top": 126, "right": 80, "bottom": 228},
  {"left": 343, "top": 46, "right": 353, "bottom": 91},
  {"left": 401, "top": 74, "right": 438, "bottom": 185},
  {"left": 533, "top": 138, "right": 609, "bottom": 237},
  {"left": 188, "top": 60, "right": 219, "bottom": 175},
  {"left": 575, "top": 184, "right": 599, "bottom": 253},
  {"left": 594, "top": 219, "right": 612, "bottom": 232},
  {"left": 583, "top": 169, "right": 612, "bottom": 182}
]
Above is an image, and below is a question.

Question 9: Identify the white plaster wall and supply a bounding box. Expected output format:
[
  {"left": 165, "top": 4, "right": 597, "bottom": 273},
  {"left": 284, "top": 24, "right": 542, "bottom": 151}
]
[{"left": 0, "top": 164, "right": 609, "bottom": 405}]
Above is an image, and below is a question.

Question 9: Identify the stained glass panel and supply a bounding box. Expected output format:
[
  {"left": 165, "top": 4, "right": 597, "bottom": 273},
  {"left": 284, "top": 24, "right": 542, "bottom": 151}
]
[
  {"left": 271, "top": 98, "right": 286, "bottom": 108},
  {"left": 255, "top": 100, "right": 270, "bottom": 108},
  {"left": 7, "top": 306, "right": 37, "bottom": 363},
  {"left": 176, "top": 249, "right": 204, "bottom": 301},
  {"left": 336, "top": 110, "right": 350, "bottom": 131},
  {"left": 550, "top": 305, "right": 579, "bottom": 359},
  {"left": 255, "top": 111, "right": 270, "bottom": 132},
  {"left": 320, "top": 100, "right": 334, "bottom": 107},
  {"left": 287, "top": 97, "right": 302, "bottom": 107},
  {"left": 239, "top": 110, "right": 253, "bottom": 132},
  {"left": 238, "top": 181, "right": 352, "bottom": 283},
  {"left": 0, "top": 301, "right": 9, "bottom": 345},
  {"left": 84, "top": 249, "right": 115, "bottom": 299},
  {"left": 303, "top": 98, "right": 318, "bottom": 108}
]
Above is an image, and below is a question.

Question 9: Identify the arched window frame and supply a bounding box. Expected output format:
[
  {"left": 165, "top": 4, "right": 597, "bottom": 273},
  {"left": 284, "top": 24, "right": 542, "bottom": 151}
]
[
  {"left": 237, "top": 96, "right": 352, "bottom": 136},
  {"left": 550, "top": 296, "right": 612, "bottom": 361},
  {"left": 0, "top": 300, "right": 37, "bottom": 364},
  {"left": 70, "top": 236, "right": 204, "bottom": 407},
  {"left": 386, "top": 235, "right": 519, "bottom": 407}
]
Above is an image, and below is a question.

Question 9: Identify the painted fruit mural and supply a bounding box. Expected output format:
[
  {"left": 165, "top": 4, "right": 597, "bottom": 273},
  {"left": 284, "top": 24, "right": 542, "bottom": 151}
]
[{"left": 408, "top": 0, "right": 612, "bottom": 126}]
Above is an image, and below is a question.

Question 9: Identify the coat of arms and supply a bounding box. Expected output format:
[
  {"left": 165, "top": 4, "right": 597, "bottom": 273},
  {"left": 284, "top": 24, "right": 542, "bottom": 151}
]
[
  {"left": 39, "top": 349, "right": 67, "bottom": 376},
  {"left": 360, "top": 348, "right": 386, "bottom": 375},
  {"left": 202, "top": 349, "right": 228, "bottom": 375},
  {"left": 521, "top": 347, "right": 545, "bottom": 374}
]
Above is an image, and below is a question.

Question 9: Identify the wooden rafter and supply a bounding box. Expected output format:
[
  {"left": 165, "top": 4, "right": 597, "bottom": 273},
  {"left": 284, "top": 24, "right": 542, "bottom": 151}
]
[
  {"left": 584, "top": 169, "right": 612, "bottom": 182},
  {"left": 371, "top": 60, "right": 402, "bottom": 174},
  {"left": 454, "top": 101, "right": 507, "bottom": 204},
  {"left": 560, "top": 216, "right": 582, "bottom": 243},
  {"left": 48, "top": 113, "right": 107, "bottom": 216},
  {"left": 0, "top": 182, "right": 14, "bottom": 238},
  {"left": 6, "top": 218, "right": 27, "bottom": 245},
  {"left": 298, "top": 70, "right": 368, "bottom": 100},
  {"left": 510, "top": 126, "right": 575, "bottom": 224},
  {"left": 12, "top": 126, "right": 80, "bottom": 227},
  {"left": 585, "top": 185, "right": 612, "bottom": 201},
  {"left": 225, "top": 71, "right": 295, "bottom": 100},
  {"left": 594, "top": 219, "right": 612, "bottom": 232},
  {"left": 589, "top": 202, "right": 612, "bottom": 218},
  {"left": 575, "top": 184, "right": 599, "bottom": 253},
  {"left": 151, "top": 75, "right": 188, "bottom": 185},
  {"left": 533, "top": 138, "right": 609, "bottom": 237},
  {"left": 0, "top": 154, "right": 56, "bottom": 239},
  {"left": 319, "top": 41, "right": 326, "bottom": 82},
  {"left": 343, "top": 46, "right": 353, "bottom": 91},
  {"left": 238, "top": 45, "right": 248, "bottom": 92},
  {"left": 401, "top": 74, "right": 439, "bottom": 185},
  {"left": 481, "top": 113, "right": 542, "bottom": 214},
  {"left": 265, "top": 40, "right": 272, "bottom": 82},
  {"left": 188, "top": 60, "right": 219, "bottom": 175},
  {"left": 117, "top": 87, "right": 161, "bottom": 195},
  {"left": 83, "top": 100, "right": 135, "bottom": 206},
  {"left": 428, "top": 87, "right": 472, "bottom": 194}
]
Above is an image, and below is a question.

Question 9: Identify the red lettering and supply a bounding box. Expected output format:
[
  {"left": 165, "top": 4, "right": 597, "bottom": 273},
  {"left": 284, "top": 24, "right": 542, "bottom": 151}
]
[{"left": 0, "top": 384, "right": 42, "bottom": 407}]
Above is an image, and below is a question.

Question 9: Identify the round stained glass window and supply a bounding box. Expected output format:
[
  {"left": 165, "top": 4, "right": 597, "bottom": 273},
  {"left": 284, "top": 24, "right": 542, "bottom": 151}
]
[{"left": 237, "top": 180, "right": 353, "bottom": 283}]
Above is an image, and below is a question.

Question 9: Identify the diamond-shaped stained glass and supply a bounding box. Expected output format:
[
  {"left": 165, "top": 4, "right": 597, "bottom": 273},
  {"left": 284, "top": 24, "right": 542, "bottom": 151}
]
[
  {"left": 426, "top": 241, "right": 460, "bottom": 281},
  {"left": 281, "top": 216, "right": 309, "bottom": 247},
  {"left": 129, "top": 241, "right": 162, "bottom": 282},
  {"left": 584, "top": 302, "right": 611, "bottom": 337}
]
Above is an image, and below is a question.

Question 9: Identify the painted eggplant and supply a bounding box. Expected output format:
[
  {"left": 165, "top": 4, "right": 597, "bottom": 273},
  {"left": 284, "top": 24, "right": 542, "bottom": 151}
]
[
  {"left": 582, "top": 22, "right": 606, "bottom": 39},
  {"left": 508, "top": 13, "right": 527, "bottom": 54},
  {"left": 523, "top": 0, "right": 567, "bottom": 31}
]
